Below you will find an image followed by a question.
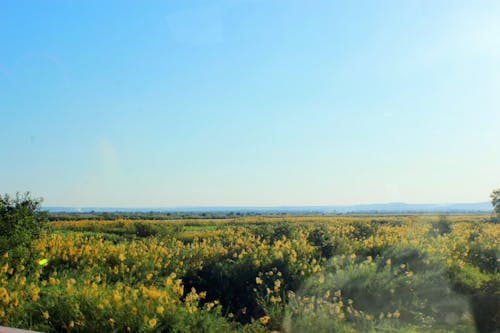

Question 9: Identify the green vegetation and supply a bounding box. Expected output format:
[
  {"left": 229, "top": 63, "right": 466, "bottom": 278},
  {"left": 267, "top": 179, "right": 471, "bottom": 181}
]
[
  {"left": 0, "top": 193, "right": 498, "bottom": 332},
  {"left": 491, "top": 188, "right": 500, "bottom": 220},
  {"left": 0, "top": 192, "right": 47, "bottom": 263}
]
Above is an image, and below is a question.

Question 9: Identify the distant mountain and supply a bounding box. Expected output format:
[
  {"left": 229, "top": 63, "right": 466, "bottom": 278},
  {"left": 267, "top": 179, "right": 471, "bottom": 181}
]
[{"left": 44, "top": 202, "right": 492, "bottom": 214}]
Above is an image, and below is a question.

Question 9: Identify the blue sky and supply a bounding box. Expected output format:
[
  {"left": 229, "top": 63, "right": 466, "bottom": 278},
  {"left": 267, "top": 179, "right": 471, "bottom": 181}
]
[{"left": 1, "top": 0, "right": 499, "bottom": 207}]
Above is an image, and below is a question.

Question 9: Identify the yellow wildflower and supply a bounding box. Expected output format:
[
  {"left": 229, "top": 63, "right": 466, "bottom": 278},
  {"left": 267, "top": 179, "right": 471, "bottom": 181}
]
[
  {"left": 0, "top": 288, "right": 9, "bottom": 304},
  {"left": 274, "top": 280, "right": 281, "bottom": 292}
]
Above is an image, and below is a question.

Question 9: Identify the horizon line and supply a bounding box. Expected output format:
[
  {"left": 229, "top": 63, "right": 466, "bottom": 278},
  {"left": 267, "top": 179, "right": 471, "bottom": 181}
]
[{"left": 43, "top": 201, "right": 492, "bottom": 209}]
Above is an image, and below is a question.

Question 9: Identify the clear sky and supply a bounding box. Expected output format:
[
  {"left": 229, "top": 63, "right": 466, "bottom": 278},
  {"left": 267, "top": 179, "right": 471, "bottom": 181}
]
[{"left": 1, "top": 1, "right": 499, "bottom": 207}]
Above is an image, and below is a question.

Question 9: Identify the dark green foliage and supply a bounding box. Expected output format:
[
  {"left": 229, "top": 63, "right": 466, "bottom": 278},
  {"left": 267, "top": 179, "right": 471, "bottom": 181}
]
[
  {"left": 350, "top": 221, "right": 378, "bottom": 239},
  {"left": 297, "top": 248, "right": 475, "bottom": 332},
  {"left": 307, "top": 225, "right": 336, "bottom": 257},
  {"left": 491, "top": 188, "right": 500, "bottom": 216},
  {"left": 134, "top": 221, "right": 159, "bottom": 237},
  {"left": 268, "top": 222, "right": 297, "bottom": 242},
  {"left": 429, "top": 216, "right": 452, "bottom": 236},
  {"left": 469, "top": 277, "right": 500, "bottom": 333},
  {"left": 0, "top": 192, "right": 47, "bottom": 262},
  {"left": 184, "top": 257, "right": 264, "bottom": 323},
  {"left": 307, "top": 225, "right": 350, "bottom": 258},
  {"left": 449, "top": 260, "right": 500, "bottom": 332},
  {"left": 467, "top": 244, "right": 498, "bottom": 274},
  {"left": 253, "top": 222, "right": 297, "bottom": 242},
  {"left": 490, "top": 188, "right": 500, "bottom": 223},
  {"left": 184, "top": 256, "right": 305, "bottom": 324},
  {"left": 370, "top": 219, "right": 403, "bottom": 227}
]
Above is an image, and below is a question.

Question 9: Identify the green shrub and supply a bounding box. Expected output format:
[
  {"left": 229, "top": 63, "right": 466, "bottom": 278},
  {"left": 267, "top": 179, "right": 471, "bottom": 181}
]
[
  {"left": 349, "top": 221, "right": 378, "bottom": 239},
  {"left": 255, "top": 222, "right": 297, "bottom": 243},
  {"left": 0, "top": 192, "right": 47, "bottom": 263},
  {"left": 307, "top": 225, "right": 351, "bottom": 258},
  {"left": 134, "top": 222, "right": 159, "bottom": 237},
  {"left": 429, "top": 216, "right": 452, "bottom": 237},
  {"left": 467, "top": 244, "right": 498, "bottom": 274},
  {"left": 287, "top": 248, "right": 476, "bottom": 332}
]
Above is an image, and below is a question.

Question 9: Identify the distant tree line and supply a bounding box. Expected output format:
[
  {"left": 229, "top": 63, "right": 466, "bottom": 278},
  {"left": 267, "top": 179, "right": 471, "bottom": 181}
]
[{"left": 47, "top": 211, "right": 280, "bottom": 221}]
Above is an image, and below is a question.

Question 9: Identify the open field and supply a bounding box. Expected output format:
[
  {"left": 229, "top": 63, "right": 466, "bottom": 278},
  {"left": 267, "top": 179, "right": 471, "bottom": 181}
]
[{"left": 0, "top": 215, "right": 498, "bottom": 332}]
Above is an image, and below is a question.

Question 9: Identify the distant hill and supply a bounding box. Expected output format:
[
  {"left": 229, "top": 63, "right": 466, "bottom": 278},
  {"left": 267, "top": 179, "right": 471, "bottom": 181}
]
[{"left": 45, "top": 202, "right": 492, "bottom": 214}]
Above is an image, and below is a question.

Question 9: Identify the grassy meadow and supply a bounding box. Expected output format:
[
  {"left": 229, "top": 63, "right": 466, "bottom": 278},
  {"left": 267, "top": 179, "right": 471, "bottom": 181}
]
[{"left": 0, "top": 215, "right": 498, "bottom": 332}]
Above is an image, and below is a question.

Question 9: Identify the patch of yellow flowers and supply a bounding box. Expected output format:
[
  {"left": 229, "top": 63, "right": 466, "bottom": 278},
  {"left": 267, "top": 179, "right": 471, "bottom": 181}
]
[{"left": 0, "top": 215, "right": 495, "bottom": 332}]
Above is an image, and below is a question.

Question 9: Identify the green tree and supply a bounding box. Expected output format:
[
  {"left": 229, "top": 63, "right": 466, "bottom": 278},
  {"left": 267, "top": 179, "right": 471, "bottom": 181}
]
[
  {"left": 491, "top": 188, "right": 500, "bottom": 216},
  {"left": 0, "top": 192, "right": 47, "bottom": 262}
]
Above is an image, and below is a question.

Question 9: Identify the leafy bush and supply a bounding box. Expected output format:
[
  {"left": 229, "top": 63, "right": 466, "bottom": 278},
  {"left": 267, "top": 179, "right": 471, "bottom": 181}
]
[
  {"left": 307, "top": 225, "right": 351, "bottom": 258},
  {"left": 429, "top": 216, "right": 452, "bottom": 236},
  {"left": 254, "top": 222, "right": 298, "bottom": 243},
  {"left": 349, "top": 221, "right": 379, "bottom": 239},
  {"left": 0, "top": 192, "right": 47, "bottom": 263},
  {"left": 287, "top": 248, "right": 476, "bottom": 333},
  {"left": 134, "top": 222, "right": 159, "bottom": 237}
]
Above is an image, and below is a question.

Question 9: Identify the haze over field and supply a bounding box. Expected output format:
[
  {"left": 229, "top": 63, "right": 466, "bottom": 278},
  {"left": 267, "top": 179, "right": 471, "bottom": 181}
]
[
  {"left": 1, "top": 1, "right": 499, "bottom": 206},
  {"left": 46, "top": 202, "right": 493, "bottom": 214}
]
